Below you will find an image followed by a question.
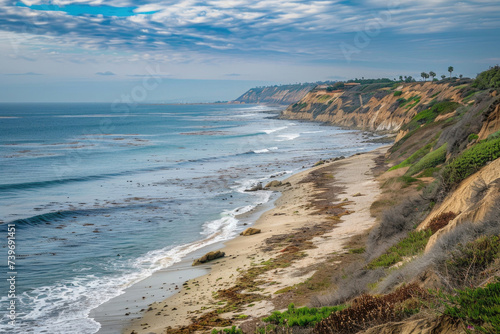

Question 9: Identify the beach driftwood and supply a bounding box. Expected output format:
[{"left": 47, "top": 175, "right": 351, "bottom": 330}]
[{"left": 192, "top": 250, "right": 225, "bottom": 266}]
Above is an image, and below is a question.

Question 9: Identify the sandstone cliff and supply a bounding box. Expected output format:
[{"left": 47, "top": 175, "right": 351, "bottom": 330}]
[
  {"left": 280, "top": 80, "right": 470, "bottom": 132},
  {"left": 234, "top": 83, "right": 316, "bottom": 105}
]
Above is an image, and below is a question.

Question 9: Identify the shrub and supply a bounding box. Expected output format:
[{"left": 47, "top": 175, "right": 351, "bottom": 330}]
[
  {"left": 315, "top": 284, "right": 427, "bottom": 334},
  {"left": 368, "top": 229, "right": 433, "bottom": 269},
  {"left": 440, "top": 279, "right": 500, "bottom": 334},
  {"left": 428, "top": 212, "right": 457, "bottom": 234},
  {"left": 442, "top": 136, "right": 500, "bottom": 188},
  {"left": 472, "top": 65, "right": 500, "bottom": 90},
  {"left": 394, "top": 90, "right": 403, "bottom": 96},
  {"left": 263, "top": 303, "right": 346, "bottom": 328},
  {"left": 406, "top": 143, "right": 447, "bottom": 176},
  {"left": 444, "top": 235, "right": 500, "bottom": 288},
  {"left": 468, "top": 133, "right": 479, "bottom": 142}
]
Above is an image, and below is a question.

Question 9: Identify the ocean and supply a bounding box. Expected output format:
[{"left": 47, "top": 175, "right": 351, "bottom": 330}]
[{"left": 0, "top": 103, "right": 383, "bottom": 333}]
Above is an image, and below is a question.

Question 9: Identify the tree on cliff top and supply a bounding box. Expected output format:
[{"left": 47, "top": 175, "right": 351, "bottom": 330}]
[{"left": 448, "top": 66, "right": 454, "bottom": 78}]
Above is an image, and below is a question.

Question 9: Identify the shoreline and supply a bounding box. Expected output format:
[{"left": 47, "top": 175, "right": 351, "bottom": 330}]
[{"left": 124, "top": 145, "right": 389, "bottom": 334}]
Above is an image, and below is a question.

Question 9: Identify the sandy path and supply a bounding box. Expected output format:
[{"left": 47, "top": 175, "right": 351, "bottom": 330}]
[{"left": 125, "top": 146, "right": 387, "bottom": 334}]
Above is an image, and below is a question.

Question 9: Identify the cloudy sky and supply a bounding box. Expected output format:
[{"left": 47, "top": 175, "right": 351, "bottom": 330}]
[{"left": 0, "top": 0, "right": 499, "bottom": 102}]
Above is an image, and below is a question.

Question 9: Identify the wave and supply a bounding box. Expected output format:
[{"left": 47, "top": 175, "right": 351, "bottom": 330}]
[
  {"left": 0, "top": 193, "right": 274, "bottom": 334},
  {"left": 262, "top": 126, "right": 288, "bottom": 134},
  {"left": 253, "top": 147, "right": 278, "bottom": 154},
  {"left": 276, "top": 133, "right": 300, "bottom": 141}
]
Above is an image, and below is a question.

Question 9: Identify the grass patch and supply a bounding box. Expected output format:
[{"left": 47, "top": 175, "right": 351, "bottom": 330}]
[
  {"left": 403, "top": 101, "right": 460, "bottom": 132},
  {"left": 368, "top": 229, "right": 432, "bottom": 269},
  {"left": 263, "top": 303, "right": 346, "bottom": 328},
  {"left": 442, "top": 136, "right": 500, "bottom": 188},
  {"left": 393, "top": 90, "right": 402, "bottom": 96},
  {"left": 406, "top": 143, "right": 447, "bottom": 176},
  {"left": 349, "top": 247, "right": 366, "bottom": 254},
  {"left": 416, "top": 167, "right": 441, "bottom": 178},
  {"left": 389, "top": 137, "right": 439, "bottom": 171}
]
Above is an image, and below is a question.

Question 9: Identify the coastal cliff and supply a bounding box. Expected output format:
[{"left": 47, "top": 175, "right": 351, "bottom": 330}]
[
  {"left": 234, "top": 83, "right": 316, "bottom": 105},
  {"left": 128, "top": 67, "right": 500, "bottom": 334},
  {"left": 280, "top": 80, "right": 470, "bottom": 132}
]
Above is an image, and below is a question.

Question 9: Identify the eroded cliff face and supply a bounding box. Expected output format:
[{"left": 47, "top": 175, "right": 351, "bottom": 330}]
[
  {"left": 234, "top": 83, "right": 316, "bottom": 105},
  {"left": 280, "top": 81, "right": 467, "bottom": 132}
]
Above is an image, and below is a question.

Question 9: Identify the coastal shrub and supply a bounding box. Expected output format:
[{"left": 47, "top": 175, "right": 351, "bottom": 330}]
[
  {"left": 442, "top": 136, "right": 500, "bottom": 188},
  {"left": 367, "top": 229, "right": 432, "bottom": 269},
  {"left": 263, "top": 303, "right": 346, "bottom": 328},
  {"left": 394, "top": 90, "right": 403, "bottom": 96},
  {"left": 405, "top": 143, "right": 447, "bottom": 176},
  {"left": 367, "top": 195, "right": 431, "bottom": 260},
  {"left": 428, "top": 212, "right": 457, "bottom": 234},
  {"left": 444, "top": 235, "right": 500, "bottom": 288},
  {"left": 468, "top": 133, "right": 479, "bottom": 142},
  {"left": 314, "top": 284, "right": 427, "bottom": 334},
  {"left": 439, "top": 279, "right": 500, "bottom": 334},
  {"left": 472, "top": 65, "right": 500, "bottom": 89}
]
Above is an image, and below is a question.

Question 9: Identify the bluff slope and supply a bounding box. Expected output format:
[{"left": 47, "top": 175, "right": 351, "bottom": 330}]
[
  {"left": 280, "top": 80, "right": 471, "bottom": 132},
  {"left": 234, "top": 83, "right": 316, "bottom": 105}
]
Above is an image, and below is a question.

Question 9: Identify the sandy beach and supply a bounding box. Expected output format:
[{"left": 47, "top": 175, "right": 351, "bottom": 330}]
[{"left": 125, "top": 145, "right": 389, "bottom": 334}]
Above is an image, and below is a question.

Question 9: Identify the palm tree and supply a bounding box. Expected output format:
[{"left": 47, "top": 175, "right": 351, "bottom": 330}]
[
  {"left": 448, "top": 66, "right": 454, "bottom": 78},
  {"left": 441, "top": 75, "right": 446, "bottom": 80},
  {"left": 429, "top": 71, "right": 436, "bottom": 81}
]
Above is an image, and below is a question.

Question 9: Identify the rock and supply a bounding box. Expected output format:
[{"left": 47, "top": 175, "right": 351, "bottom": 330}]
[
  {"left": 240, "top": 228, "right": 261, "bottom": 236},
  {"left": 283, "top": 182, "right": 292, "bottom": 187},
  {"left": 192, "top": 250, "right": 225, "bottom": 266},
  {"left": 313, "top": 160, "right": 325, "bottom": 167},
  {"left": 265, "top": 180, "right": 282, "bottom": 188},
  {"left": 244, "top": 182, "right": 263, "bottom": 192},
  {"left": 352, "top": 192, "right": 363, "bottom": 197}
]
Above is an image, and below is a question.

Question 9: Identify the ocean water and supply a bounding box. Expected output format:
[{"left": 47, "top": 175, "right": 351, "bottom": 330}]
[{"left": 0, "top": 103, "right": 383, "bottom": 333}]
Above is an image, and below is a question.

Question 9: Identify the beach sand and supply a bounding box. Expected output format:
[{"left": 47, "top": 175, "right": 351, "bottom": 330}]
[{"left": 124, "top": 146, "right": 388, "bottom": 333}]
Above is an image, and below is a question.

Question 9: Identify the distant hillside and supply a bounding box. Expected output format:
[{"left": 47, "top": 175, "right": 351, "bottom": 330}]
[{"left": 234, "top": 83, "right": 316, "bottom": 105}]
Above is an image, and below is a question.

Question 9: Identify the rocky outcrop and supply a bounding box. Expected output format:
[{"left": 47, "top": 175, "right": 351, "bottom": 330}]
[
  {"left": 265, "top": 180, "right": 282, "bottom": 188},
  {"left": 192, "top": 250, "right": 225, "bottom": 266},
  {"left": 234, "top": 83, "right": 316, "bottom": 105},
  {"left": 280, "top": 81, "right": 467, "bottom": 132},
  {"left": 240, "top": 228, "right": 261, "bottom": 236},
  {"left": 244, "top": 183, "right": 263, "bottom": 192}
]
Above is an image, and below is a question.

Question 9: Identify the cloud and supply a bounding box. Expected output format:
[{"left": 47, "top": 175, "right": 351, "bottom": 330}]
[{"left": 95, "top": 71, "right": 115, "bottom": 75}]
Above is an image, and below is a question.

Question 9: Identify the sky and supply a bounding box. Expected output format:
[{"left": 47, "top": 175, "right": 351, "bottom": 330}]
[{"left": 0, "top": 0, "right": 499, "bottom": 102}]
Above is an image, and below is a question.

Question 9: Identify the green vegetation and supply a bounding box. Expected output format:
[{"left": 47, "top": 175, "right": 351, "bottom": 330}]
[
  {"left": 389, "top": 138, "right": 438, "bottom": 171},
  {"left": 404, "top": 101, "right": 460, "bottom": 131},
  {"left": 368, "top": 229, "right": 433, "bottom": 269},
  {"left": 263, "top": 303, "right": 346, "bottom": 328},
  {"left": 349, "top": 247, "right": 366, "bottom": 254},
  {"left": 472, "top": 65, "right": 500, "bottom": 89},
  {"left": 393, "top": 90, "right": 403, "bottom": 96},
  {"left": 468, "top": 133, "right": 479, "bottom": 142},
  {"left": 448, "top": 66, "right": 454, "bottom": 78},
  {"left": 211, "top": 326, "right": 243, "bottom": 334},
  {"left": 441, "top": 280, "right": 500, "bottom": 334},
  {"left": 442, "top": 136, "right": 500, "bottom": 188},
  {"left": 292, "top": 102, "right": 308, "bottom": 110},
  {"left": 406, "top": 143, "right": 447, "bottom": 176}
]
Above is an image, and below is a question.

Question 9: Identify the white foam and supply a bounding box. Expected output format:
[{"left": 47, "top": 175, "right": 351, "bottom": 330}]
[
  {"left": 276, "top": 133, "right": 300, "bottom": 141},
  {"left": 253, "top": 147, "right": 278, "bottom": 154},
  {"left": 262, "top": 126, "right": 288, "bottom": 134},
  {"left": 302, "top": 130, "right": 324, "bottom": 134}
]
